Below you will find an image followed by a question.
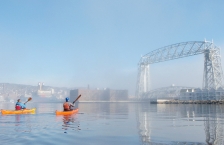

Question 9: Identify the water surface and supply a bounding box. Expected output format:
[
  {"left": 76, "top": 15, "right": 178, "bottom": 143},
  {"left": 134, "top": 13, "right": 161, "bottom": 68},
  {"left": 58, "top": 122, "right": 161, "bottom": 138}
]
[{"left": 0, "top": 102, "right": 224, "bottom": 145}]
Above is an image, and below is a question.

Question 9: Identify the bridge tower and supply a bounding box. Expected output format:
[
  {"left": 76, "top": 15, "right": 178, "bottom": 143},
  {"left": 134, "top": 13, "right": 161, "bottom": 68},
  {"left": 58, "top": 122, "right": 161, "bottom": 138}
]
[
  {"left": 203, "top": 45, "right": 223, "bottom": 90},
  {"left": 136, "top": 62, "right": 150, "bottom": 99}
]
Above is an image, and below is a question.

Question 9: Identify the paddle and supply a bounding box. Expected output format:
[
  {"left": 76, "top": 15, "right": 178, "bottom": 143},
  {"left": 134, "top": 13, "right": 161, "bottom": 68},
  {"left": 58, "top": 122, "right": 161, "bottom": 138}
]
[
  {"left": 73, "top": 95, "right": 81, "bottom": 104},
  {"left": 24, "top": 97, "right": 32, "bottom": 104}
]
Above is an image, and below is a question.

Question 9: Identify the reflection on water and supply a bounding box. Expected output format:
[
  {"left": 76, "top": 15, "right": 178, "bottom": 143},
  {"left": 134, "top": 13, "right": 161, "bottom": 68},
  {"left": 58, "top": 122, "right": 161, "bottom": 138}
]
[
  {"left": 204, "top": 105, "right": 224, "bottom": 145},
  {"left": 137, "top": 104, "right": 224, "bottom": 144},
  {"left": 60, "top": 114, "right": 80, "bottom": 132},
  {"left": 14, "top": 115, "right": 32, "bottom": 133},
  {"left": 1, "top": 102, "right": 224, "bottom": 144}
]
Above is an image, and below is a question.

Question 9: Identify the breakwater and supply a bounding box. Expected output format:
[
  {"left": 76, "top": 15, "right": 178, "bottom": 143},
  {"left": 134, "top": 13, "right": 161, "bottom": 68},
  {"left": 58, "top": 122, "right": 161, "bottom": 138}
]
[{"left": 152, "top": 100, "right": 224, "bottom": 104}]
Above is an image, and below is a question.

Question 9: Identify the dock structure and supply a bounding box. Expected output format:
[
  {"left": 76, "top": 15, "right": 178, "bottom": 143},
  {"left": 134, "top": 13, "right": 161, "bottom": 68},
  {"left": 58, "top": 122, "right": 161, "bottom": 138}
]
[{"left": 143, "top": 86, "right": 224, "bottom": 104}]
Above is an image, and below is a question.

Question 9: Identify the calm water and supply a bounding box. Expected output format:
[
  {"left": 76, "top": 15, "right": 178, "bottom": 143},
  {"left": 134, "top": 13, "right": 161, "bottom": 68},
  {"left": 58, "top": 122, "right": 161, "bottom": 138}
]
[{"left": 0, "top": 102, "right": 224, "bottom": 145}]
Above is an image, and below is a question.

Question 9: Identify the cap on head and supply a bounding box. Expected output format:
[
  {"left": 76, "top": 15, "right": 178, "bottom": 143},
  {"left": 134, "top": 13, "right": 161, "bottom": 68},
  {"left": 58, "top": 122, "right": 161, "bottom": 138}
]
[{"left": 65, "top": 97, "right": 69, "bottom": 102}]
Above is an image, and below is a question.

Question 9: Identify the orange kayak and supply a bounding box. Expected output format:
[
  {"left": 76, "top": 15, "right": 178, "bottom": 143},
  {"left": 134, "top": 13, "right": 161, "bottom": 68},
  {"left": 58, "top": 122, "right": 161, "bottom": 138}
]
[
  {"left": 1, "top": 108, "right": 36, "bottom": 115},
  {"left": 55, "top": 108, "right": 79, "bottom": 115}
]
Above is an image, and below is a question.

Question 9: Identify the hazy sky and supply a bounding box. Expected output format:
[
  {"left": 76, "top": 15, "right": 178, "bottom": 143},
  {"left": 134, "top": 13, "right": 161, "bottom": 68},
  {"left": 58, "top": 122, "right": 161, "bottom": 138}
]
[{"left": 0, "top": 1, "right": 224, "bottom": 96}]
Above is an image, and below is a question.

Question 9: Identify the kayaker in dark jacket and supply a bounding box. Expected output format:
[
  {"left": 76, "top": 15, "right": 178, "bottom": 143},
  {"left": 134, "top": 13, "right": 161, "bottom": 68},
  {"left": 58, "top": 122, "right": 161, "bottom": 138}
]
[
  {"left": 15, "top": 99, "right": 26, "bottom": 110},
  {"left": 63, "top": 97, "right": 74, "bottom": 111}
]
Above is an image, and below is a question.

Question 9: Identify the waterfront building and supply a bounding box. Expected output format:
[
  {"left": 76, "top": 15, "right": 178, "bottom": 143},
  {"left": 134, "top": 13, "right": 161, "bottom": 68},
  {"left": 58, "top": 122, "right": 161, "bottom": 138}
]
[
  {"left": 179, "top": 88, "right": 224, "bottom": 101},
  {"left": 70, "top": 88, "right": 128, "bottom": 102}
]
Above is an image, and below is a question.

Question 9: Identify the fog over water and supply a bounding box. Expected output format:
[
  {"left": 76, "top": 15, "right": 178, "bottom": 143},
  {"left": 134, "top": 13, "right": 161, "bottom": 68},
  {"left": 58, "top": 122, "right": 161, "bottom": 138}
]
[{"left": 150, "top": 55, "right": 204, "bottom": 90}]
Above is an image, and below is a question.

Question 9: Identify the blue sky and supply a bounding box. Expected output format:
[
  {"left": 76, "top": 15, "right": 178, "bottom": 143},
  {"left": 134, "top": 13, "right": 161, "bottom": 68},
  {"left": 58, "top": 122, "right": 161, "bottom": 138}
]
[{"left": 0, "top": 1, "right": 224, "bottom": 96}]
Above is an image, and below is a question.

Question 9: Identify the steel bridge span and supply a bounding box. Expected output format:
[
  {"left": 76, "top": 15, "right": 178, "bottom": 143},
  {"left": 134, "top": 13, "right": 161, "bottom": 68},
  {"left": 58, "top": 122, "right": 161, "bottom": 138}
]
[{"left": 136, "top": 41, "right": 224, "bottom": 101}]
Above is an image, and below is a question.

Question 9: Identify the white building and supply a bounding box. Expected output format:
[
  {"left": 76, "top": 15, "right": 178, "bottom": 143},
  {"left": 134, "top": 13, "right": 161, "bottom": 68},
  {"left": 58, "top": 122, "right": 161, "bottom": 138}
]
[{"left": 179, "top": 88, "right": 224, "bottom": 101}]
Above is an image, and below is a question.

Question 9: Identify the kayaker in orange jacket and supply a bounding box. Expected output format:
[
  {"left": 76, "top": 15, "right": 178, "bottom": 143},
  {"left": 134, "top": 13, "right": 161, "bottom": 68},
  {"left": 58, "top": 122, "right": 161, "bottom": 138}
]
[{"left": 63, "top": 97, "right": 74, "bottom": 111}]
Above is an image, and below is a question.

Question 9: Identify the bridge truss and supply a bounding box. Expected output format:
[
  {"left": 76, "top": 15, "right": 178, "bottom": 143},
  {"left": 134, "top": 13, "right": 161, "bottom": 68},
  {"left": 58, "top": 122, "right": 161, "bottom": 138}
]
[{"left": 136, "top": 41, "right": 224, "bottom": 100}]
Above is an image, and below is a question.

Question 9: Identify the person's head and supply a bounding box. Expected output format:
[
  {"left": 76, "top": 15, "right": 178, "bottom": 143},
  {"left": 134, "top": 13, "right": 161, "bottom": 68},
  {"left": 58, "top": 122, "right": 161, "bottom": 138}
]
[
  {"left": 17, "top": 99, "right": 20, "bottom": 102},
  {"left": 65, "top": 97, "right": 69, "bottom": 102}
]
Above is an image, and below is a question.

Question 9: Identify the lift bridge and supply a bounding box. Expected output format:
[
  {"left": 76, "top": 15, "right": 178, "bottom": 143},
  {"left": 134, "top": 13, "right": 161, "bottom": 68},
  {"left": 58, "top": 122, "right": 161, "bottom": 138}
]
[{"left": 136, "top": 41, "right": 224, "bottom": 101}]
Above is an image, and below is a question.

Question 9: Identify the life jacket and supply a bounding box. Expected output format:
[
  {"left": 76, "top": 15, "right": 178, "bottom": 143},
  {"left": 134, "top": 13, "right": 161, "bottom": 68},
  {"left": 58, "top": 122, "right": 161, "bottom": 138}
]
[
  {"left": 15, "top": 105, "right": 21, "bottom": 110},
  {"left": 63, "top": 102, "right": 70, "bottom": 111}
]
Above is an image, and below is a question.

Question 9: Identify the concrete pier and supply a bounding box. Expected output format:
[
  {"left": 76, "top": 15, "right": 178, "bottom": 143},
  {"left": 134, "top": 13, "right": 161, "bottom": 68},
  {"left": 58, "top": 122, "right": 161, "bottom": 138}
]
[{"left": 151, "top": 99, "right": 224, "bottom": 104}]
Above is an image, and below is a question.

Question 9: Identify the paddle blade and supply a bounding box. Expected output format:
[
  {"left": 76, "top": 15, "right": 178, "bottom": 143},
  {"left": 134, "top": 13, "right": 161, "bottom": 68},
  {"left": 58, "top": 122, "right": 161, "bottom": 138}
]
[
  {"left": 27, "top": 97, "right": 32, "bottom": 102},
  {"left": 24, "top": 97, "right": 32, "bottom": 104}
]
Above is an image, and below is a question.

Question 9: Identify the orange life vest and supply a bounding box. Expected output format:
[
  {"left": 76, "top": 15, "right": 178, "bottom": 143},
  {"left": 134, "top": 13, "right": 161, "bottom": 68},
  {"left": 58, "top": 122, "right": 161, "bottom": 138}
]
[{"left": 63, "top": 102, "right": 70, "bottom": 111}]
